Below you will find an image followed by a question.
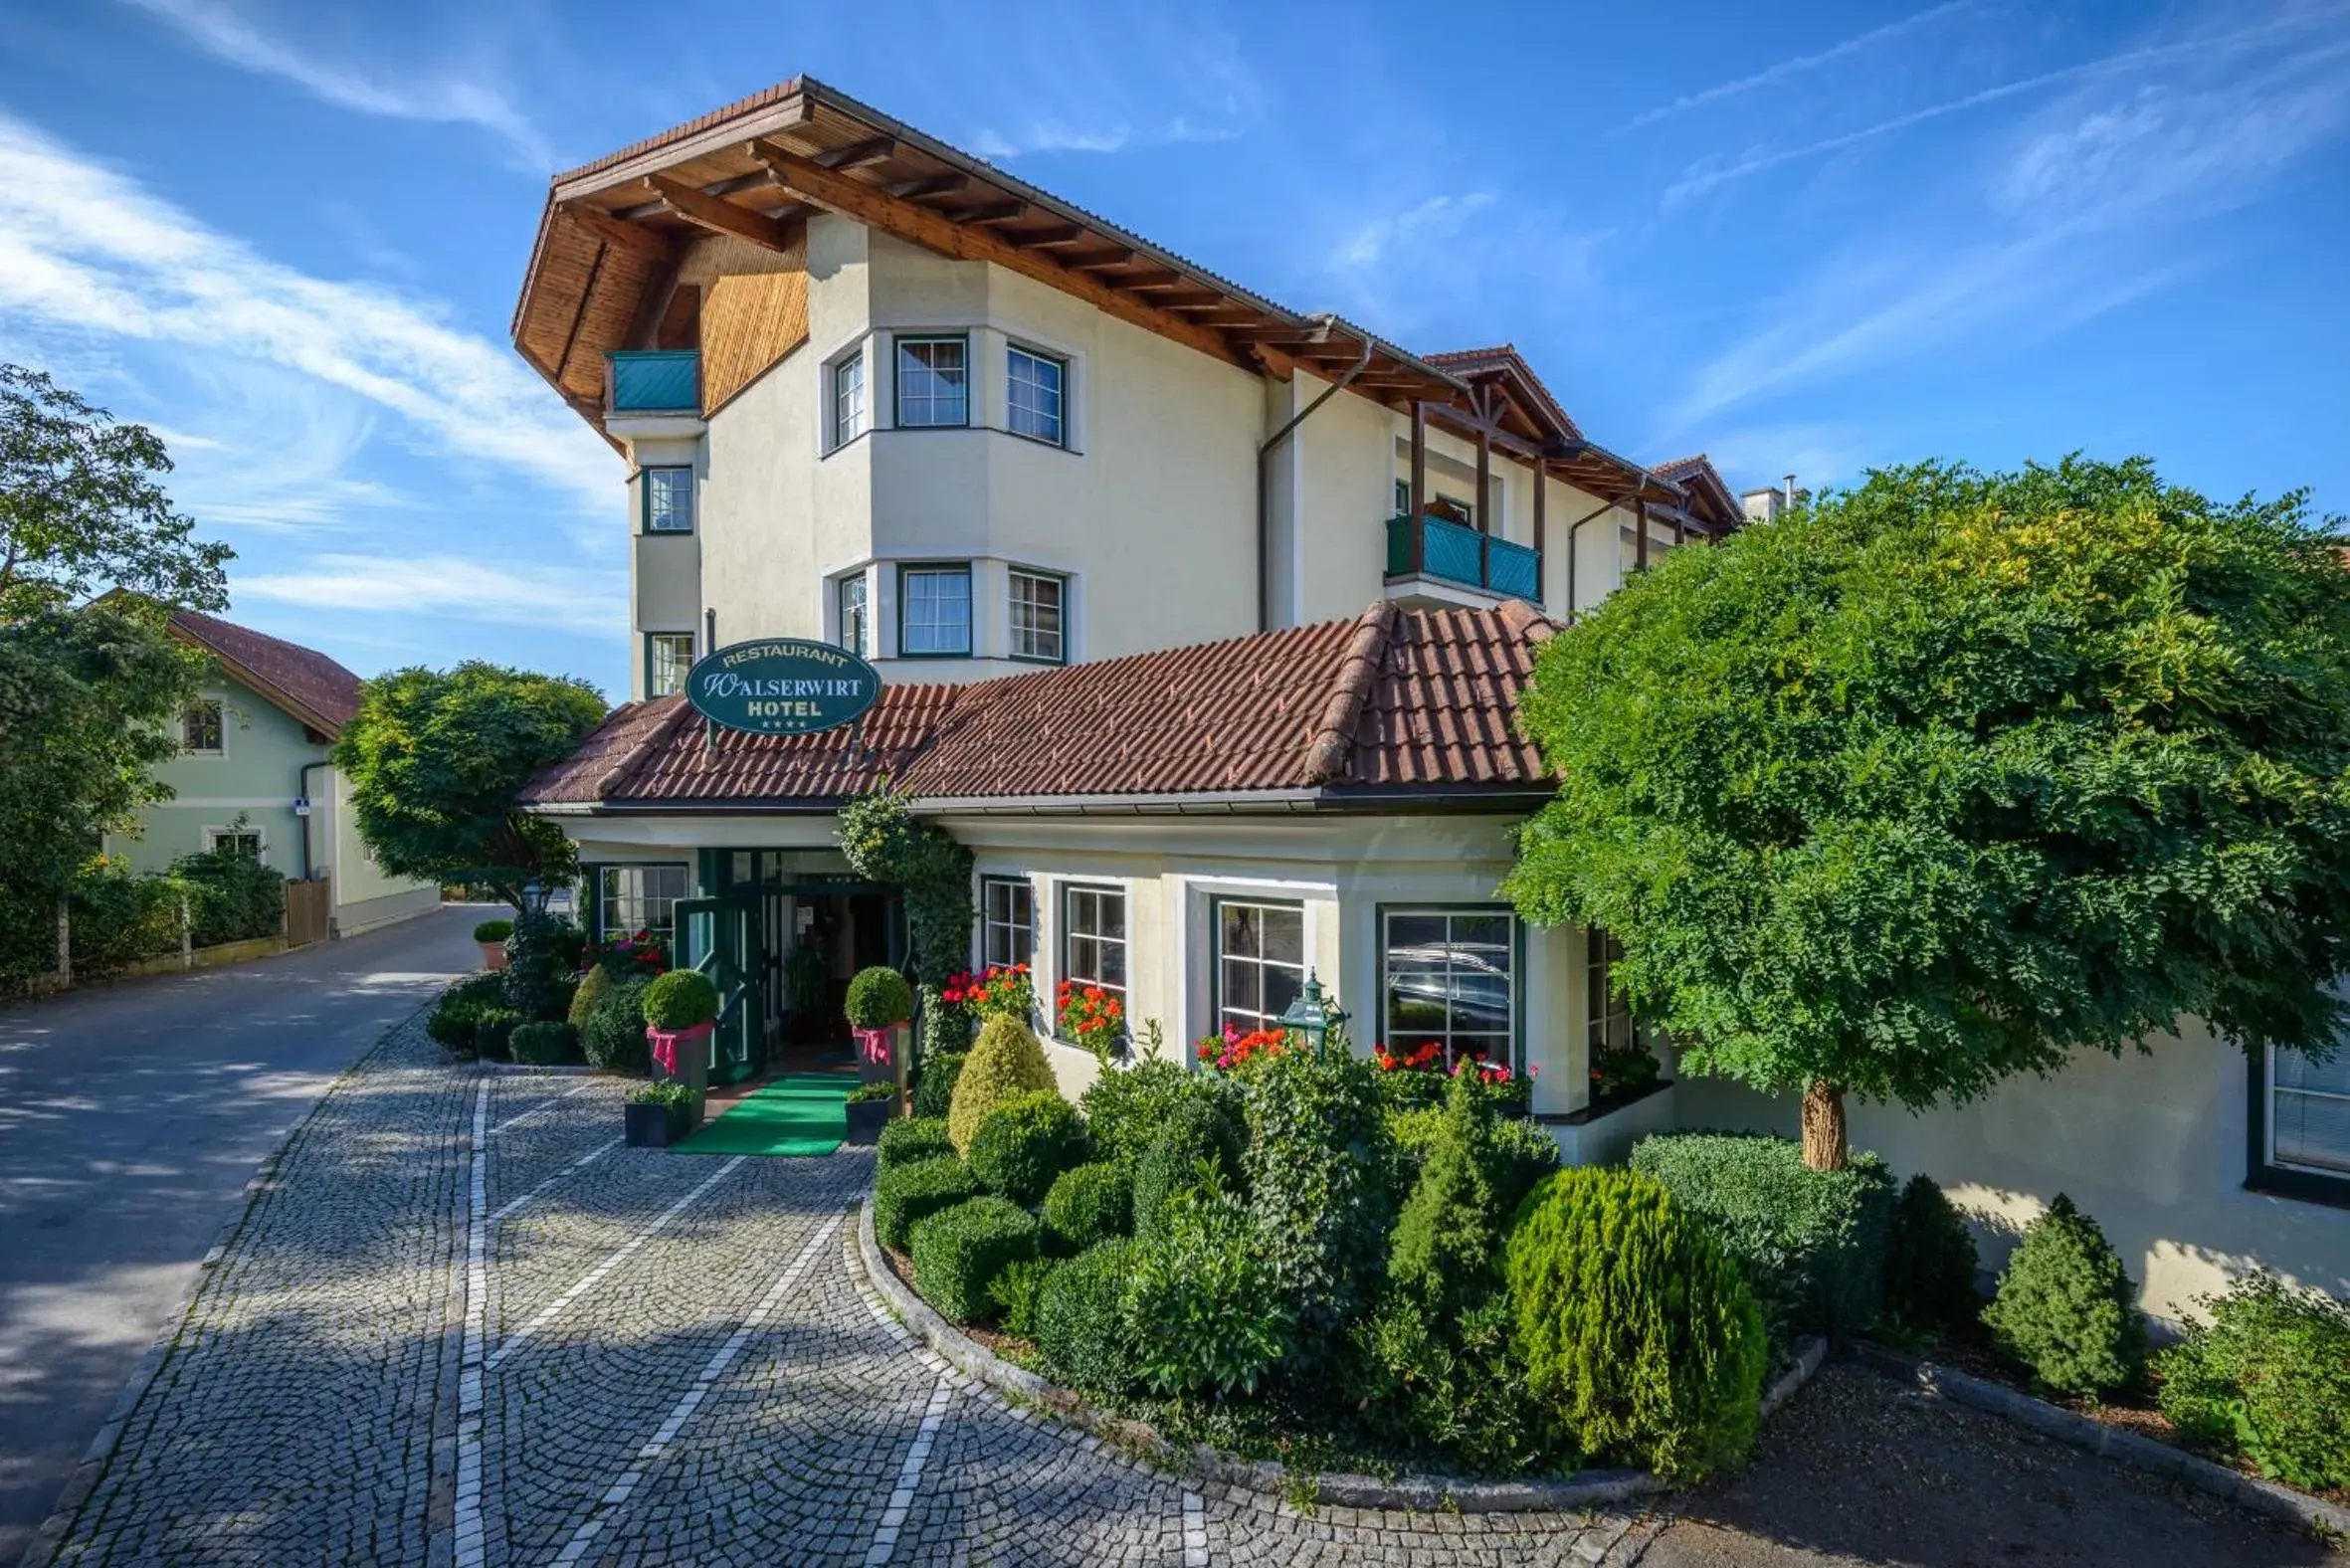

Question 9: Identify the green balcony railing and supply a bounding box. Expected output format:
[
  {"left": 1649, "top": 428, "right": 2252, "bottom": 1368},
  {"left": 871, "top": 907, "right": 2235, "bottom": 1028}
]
[
  {"left": 608, "top": 350, "right": 700, "bottom": 414},
  {"left": 1384, "top": 513, "right": 1543, "bottom": 601}
]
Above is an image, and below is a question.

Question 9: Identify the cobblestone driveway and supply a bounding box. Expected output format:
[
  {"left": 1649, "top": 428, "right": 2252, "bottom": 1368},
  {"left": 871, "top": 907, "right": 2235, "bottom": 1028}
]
[{"left": 28, "top": 1016, "right": 1652, "bottom": 1567}]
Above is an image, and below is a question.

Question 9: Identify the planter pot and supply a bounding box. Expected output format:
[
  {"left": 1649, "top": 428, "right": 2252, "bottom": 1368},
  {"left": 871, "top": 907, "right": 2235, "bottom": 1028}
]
[
  {"left": 480, "top": 941, "right": 509, "bottom": 972},
  {"left": 624, "top": 1101, "right": 689, "bottom": 1148},
  {"left": 844, "top": 1095, "right": 894, "bottom": 1146}
]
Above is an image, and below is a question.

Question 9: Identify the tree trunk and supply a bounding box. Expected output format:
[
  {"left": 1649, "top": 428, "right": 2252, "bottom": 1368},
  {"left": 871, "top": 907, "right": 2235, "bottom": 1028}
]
[{"left": 1801, "top": 1079, "right": 1848, "bottom": 1171}]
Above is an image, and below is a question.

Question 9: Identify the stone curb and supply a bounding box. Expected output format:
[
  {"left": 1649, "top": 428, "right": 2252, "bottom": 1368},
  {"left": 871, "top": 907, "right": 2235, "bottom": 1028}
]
[
  {"left": 857, "top": 1199, "right": 1829, "bottom": 1516},
  {"left": 1849, "top": 1341, "right": 2350, "bottom": 1539},
  {"left": 12, "top": 1006, "right": 438, "bottom": 1568}
]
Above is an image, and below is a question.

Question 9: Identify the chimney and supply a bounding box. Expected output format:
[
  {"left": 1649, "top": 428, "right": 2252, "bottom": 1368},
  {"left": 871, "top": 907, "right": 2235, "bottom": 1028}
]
[{"left": 1783, "top": 473, "right": 1798, "bottom": 510}]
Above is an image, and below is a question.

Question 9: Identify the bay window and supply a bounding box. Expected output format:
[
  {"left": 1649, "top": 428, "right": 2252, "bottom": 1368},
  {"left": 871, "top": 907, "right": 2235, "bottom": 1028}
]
[{"left": 1379, "top": 908, "right": 1516, "bottom": 1067}]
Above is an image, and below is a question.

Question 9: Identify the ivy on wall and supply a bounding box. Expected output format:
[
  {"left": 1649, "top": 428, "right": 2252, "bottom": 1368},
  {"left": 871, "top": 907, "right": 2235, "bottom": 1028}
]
[{"left": 838, "top": 787, "right": 974, "bottom": 1060}]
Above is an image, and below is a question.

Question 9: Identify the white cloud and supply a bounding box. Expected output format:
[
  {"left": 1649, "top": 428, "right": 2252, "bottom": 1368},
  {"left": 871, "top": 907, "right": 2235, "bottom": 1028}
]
[
  {"left": 117, "top": 0, "right": 556, "bottom": 171},
  {"left": 966, "top": 116, "right": 1242, "bottom": 161},
  {"left": 0, "top": 112, "right": 614, "bottom": 523},
  {"left": 1616, "top": 0, "right": 1979, "bottom": 133},
  {"left": 1330, "top": 192, "right": 1497, "bottom": 276},
  {"left": 237, "top": 553, "right": 624, "bottom": 638}
]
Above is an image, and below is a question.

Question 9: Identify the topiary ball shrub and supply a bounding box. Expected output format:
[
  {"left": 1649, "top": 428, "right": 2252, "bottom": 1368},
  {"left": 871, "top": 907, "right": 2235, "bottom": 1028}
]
[
  {"left": 990, "top": 1256, "right": 1063, "bottom": 1339},
  {"left": 1630, "top": 1131, "right": 1894, "bottom": 1338},
  {"left": 2156, "top": 1272, "right": 2350, "bottom": 1493},
  {"left": 473, "top": 1007, "right": 523, "bottom": 1061},
  {"left": 643, "top": 968, "right": 720, "bottom": 1031},
  {"left": 1884, "top": 1174, "right": 1982, "bottom": 1331},
  {"left": 908, "top": 1195, "right": 1040, "bottom": 1325},
  {"left": 472, "top": 917, "right": 514, "bottom": 944},
  {"left": 509, "top": 1021, "right": 579, "bottom": 1066},
  {"left": 874, "top": 1155, "right": 983, "bottom": 1252},
  {"left": 967, "top": 1090, "right": 1087, "bottom": 1206},
  {"left": 1035, "top": 1239, "right": 1137, "bottom": 1396},
  {"left": 912, "top": 1050, "right": 966, "bottom": 1120},
  {"left": 1131, "top": 1094, "right": 1247, "bottom": 1240},
  {"left": 566, "top": 964, "right": 610, "bottom": 1029},
  {"left": 1982, "top": 1194, "right": 2145, "bottom": 1397},
  {"left": 582, "top": 975, "right": 652, "bottom": 1075},
  {"left": 1043, "top": 1161, "right": 1131, "bottom": 1254},
  {"left": 1505, "top": 1166, "right": 1767, "bottom": 1482},
  {"left": 946, "top": 1015, "right": 1056, "bottom": 1153},
  {"left": 845, "top": 965, "right": 915, "bottom": 1030},
  {"left": 878, "top": 1115, "right": 955, "bottom": 1175},
  {"left": 1126, "top": 1185, "right": 1290, "bottom": 1396}
]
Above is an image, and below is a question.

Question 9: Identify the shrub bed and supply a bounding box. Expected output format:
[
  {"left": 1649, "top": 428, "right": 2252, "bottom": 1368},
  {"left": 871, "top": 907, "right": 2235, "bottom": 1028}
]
[
  {"left": 2156, "top": 1272, "right": 2350, "bottom": 1493},
  {"left": 1036, "top": 1239, "right": 1136, "bottom": 1395},
  {"left": 581, "top": 975, "right": 652, "bottom": 1074},
  {"left": 509, "top": 1021, "right": 579, "bottom": 1065},
  {"left": 908, "top": 1195, "right": 1040, "bottom": 1324},
  {"left": 912, "top": 1049, "right": 966, "bottom": 1120},
  {"left": 968, "top": 1090, "right": 1088, "bottom": 1206},
  {"left": 1042, "top": 1161, "right": 1129, "bottom": 1254},
  {"left": 1630, "top": 1131, "right": 1893, "bottom": 1338},
  {"left": 878, "top": 1115, "right": 955, "bottom": 1174},
  {"left": 875, "top": 1155, "right": 983, "bottom": 1252}
]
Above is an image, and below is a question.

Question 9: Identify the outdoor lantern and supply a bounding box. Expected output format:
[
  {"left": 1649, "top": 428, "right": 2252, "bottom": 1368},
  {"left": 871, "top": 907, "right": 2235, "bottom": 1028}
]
[{"left": 1279, "top": 971, "right": 1348, "bottom": 1061}]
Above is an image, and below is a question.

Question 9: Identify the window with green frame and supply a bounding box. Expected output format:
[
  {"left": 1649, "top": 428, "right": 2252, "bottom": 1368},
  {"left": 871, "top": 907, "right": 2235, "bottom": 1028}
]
[
  {"left": 1212, "top": 897, "right": 1304, "bottom": 1037},
  {"left": 1378, "top": 906, "right": 1516, "bottom": 1068}
]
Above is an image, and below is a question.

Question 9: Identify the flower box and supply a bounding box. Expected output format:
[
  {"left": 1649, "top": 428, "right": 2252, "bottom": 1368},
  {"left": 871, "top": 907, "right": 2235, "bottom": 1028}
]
[
  {"left": 624, "top": 1100, "right": 690, "bottom": 1147},
  {"left": 844, "top": 1093, "right": 894, "bottom": 1146}
]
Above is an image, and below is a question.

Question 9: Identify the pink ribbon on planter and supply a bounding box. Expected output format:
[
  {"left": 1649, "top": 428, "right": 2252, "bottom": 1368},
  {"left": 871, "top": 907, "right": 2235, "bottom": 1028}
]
[
  {"left": 651, "top": 1034, "right": 678, "bottom": 1078},
  {"left": 853, "top": 1026, "right": 891, "bottom": 1066}
]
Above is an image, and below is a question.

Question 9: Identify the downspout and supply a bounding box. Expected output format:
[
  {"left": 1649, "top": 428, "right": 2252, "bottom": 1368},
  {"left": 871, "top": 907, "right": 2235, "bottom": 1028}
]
[
  {"left": 296, "top": 760, "right": 328, "bottom": 881},
  {"left": 1559, "top": 499, "right": 1615, "bottom": 623},
  {"left": 1256, "top": 316, "right": 1375, "bottom": 632}
]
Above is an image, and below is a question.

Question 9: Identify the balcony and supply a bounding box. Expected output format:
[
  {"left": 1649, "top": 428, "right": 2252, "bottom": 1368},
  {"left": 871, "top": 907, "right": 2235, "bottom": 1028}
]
[
  {"left": 1384, "top": 513, "right": 1541, "bottom": 602},
  {"left": 607, "top": 350, "right": 701, "bottom": 415}
]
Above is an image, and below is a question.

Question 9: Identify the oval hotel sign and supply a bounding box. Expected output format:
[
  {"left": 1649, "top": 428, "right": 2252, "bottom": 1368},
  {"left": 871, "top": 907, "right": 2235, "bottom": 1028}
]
[{"left": 685, "top": 638, "right": 882, "bottom": 736}]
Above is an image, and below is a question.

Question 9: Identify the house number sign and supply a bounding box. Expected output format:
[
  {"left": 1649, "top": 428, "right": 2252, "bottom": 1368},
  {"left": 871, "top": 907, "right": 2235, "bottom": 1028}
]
[{"left": 685, "top": 638, "right": 882, "bottom": 736}]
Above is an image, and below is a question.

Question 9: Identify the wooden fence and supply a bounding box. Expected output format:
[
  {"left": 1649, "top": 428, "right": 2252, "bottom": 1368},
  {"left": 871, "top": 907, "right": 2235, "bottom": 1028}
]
[{"left": 286, "top": 877, "right": 332, "bottom": 948}]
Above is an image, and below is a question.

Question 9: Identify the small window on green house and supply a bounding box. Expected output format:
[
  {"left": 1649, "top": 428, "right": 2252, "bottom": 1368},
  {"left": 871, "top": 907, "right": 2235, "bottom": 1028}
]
[{"left": 182, "top": 699, "right": 224, "bottom": 755}]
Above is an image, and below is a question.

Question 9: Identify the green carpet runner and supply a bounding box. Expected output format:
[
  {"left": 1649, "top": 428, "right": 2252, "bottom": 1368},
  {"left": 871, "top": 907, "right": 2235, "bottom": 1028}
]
[{"left": 673, "top": 1072, "right": 851, "bottom": 1156}]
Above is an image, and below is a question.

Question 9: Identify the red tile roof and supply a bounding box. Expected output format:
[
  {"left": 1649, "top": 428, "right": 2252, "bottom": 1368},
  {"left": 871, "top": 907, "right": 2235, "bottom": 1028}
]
[
  {"left": 169, "top": 610, "right": 363, "bottom": 738},
  {"left": 1424, "top": 344, "right": 1583, "bottom": 442},
  {"left": 521, "top": 602, "right": 1558, "bottom": 812}
]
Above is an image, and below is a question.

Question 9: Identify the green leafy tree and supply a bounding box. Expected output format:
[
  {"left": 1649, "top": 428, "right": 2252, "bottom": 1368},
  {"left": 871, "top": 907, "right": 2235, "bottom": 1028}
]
[
  {"left": 1506, "top": 458, "right": 2350, "bottom": 1169},
  {"left": 331, "top": 662, "right": 606, "bottom": 909}
]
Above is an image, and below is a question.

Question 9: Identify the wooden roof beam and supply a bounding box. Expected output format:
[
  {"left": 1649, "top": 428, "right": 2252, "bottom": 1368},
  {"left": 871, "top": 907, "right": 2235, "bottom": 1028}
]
[
  {"left": 746, "top": 138, "right": 1250, "bottom": 371},
  {"left": 886, "top": 172, "right": 967, "bottom": 201},
  {"left": 643, "top": 174, "right": 795, "bottom": 255},
  {"left": 816, "top": 134, "right": 896, "bottom": 170},
  {"left": 1066, "top": 249, "right": 1136, "bottom": 272},
  {"left": 957, "top": 199, "right": 1028, "bottom": 224},
  {"left": 1007, "top": 224, "right": 1085, "bottom": 248},
  {"left": 560, "top": 204, "right": 674, "bottom": 260}
]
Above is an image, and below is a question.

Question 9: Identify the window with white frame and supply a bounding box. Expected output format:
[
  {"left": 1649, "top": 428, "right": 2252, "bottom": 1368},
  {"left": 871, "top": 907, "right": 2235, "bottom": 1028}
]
[
  {"left": 981, "top": 877, "right": 1034, "bottom": 970},
  {"left": 642, "top": 467, "right": 693, "bottom": 533},
  {"left": 647, "top": 633, "right": 694, "bottom": 697},
  {"left": 1009, "top": 569, "right": 1065, "bottom": 663},
  {"left": 598, "top": 864, "right": 689, "bottom": 940},
  {"left": 1380, "top": 908, "right": 1515, "bottom": 1067},
  {"left": 1007, "top": 345, "right": 1065, "bottom": 445},
  {"left": 181, "top": 699, "right": 224, "bottom": 755},
  {"left": 837, "top": 574, "right": 871, "bottom": 657},
  {"left": 833, "top": 350, "right": 867, "bottom": 445},
  {"left": 2267, "top": 1048, "right": 2350, "bottom": 1182},
  {"left": 1214, "top": 898, "right": 1304, "bottom": 1037},
  {"left": 1062, "top": 883, "right": 1126, "bottom": 1009},
  {"left": 204, "top": 826, "right": 263, "bottom": 858},
  {"left": 894, "top": 335, "right": 968, "bottom": 428},
  {"left": 899, "top": 564, "right": 972, "bottom": 657}
]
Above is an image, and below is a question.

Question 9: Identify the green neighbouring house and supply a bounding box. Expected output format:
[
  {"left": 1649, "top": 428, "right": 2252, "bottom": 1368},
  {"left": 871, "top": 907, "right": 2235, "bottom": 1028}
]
[{"left": 98, "top": 608, "right": 442, "bottom": 939}]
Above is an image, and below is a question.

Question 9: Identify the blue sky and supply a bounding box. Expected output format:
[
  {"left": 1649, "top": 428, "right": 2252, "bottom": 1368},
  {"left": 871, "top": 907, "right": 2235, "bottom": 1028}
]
[{"left": 1, "top": 1, "right": 2344, "bottom": 698}]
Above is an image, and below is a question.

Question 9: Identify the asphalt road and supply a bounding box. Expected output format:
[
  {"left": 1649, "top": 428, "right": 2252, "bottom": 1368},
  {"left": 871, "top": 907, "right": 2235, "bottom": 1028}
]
[{"left": 0, "top": 906, "right": 480, "bottom": 1565}]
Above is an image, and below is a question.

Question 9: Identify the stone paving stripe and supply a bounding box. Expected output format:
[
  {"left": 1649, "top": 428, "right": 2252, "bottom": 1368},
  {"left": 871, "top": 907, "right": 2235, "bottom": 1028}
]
[
  {"left": 488, "top": 1081, "right": 597, "bottom": 1137},
  {"left": 547, "top": 1210, "right": 846, "bottom": 1566},
  {"left": 455, "top": 1081, "right": 490, "bottom": 1568},
  {"left": 863, "top": 1374, "right": 954, "bottom": 1567},
  {"left": 1183, "top": 1488, "right": 1209, "bottom": 1567},
  {"left": 489, "top": 1136, "right": 623, "bottom": 1224},
  {"left": 488, "top": 1153, "right": 748, "bottom": 1367}
]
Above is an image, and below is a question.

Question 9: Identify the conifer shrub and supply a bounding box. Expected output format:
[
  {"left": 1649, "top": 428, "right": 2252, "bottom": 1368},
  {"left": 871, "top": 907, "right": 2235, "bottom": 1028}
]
[
  {"left": 908, "top": 1196, "right": 1040, "bottom": 1324},
  {"left": 565, "top": 963, "right": 610, "bottom": 1029},
  {"left": 989, "top": 1256, "right": 1063, "bottom": 1339},
  {"left": 1036, "top": 1239, "right": 1137, "bottom": 1395},
  {"left": 1505, "top": 1166, "right": 1767, "bottom": 1481},
  {"left": 1346, "top": 1296, "right": 1547, "bottom": 1476},
  {"left": 912, "top": 1050, "right": 966, "bottom": 1119},
  {"left": 1126, "top": 1183, "right": 1290, "bottom": 1396},
  {"left": 2156, "top": 1272, "right": 2350, "bottom": 1492},
  {"left": 1388, "top": 1071, "right": 1503, "bottom": 1317},
  {"left": 1043, "top": 1161, "right": 1130, "bottom": 1254},
  {"left": 1242, "top": 1043, "right": 1391, "bottom": 1357},
  {"left": 1382, "top": 1102, "right": 1560, "bottom": 1218},
  {"left": 1630, "top": 1131, "right": 1894, "bottom": 1337},
  {"left": 967, "top": 1090, "right": 1088, "bottom": 1206},
  {"left": 1982, "top": 1194, "right": 2145, "bottom": 1396},
  {"left": 874, "top": 1155, "right": 982, "bottom": 1251},
  {"left": 877, "top": 1115, "right": 955, "bottom": 1175},
  {"left": 1130, "top": 1094, "right": 1246, "bottom": 1240},
  {"left": 1883, "top": 1173, "right": 1982, "bottom": 1331},
  {"left": 508, "top": 1021, "right": 578, "bottom": 1065},
  {"left": 946, "top": 1015, "right": 1057, "bottom": 1153},
  {"left": 581, "top": 975, "right": 652, "bottom": 1075}
]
